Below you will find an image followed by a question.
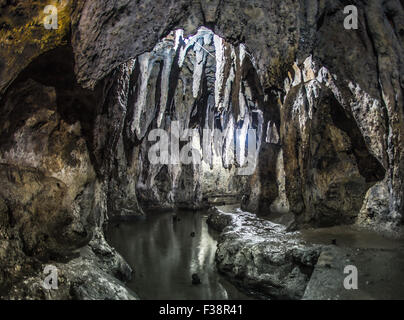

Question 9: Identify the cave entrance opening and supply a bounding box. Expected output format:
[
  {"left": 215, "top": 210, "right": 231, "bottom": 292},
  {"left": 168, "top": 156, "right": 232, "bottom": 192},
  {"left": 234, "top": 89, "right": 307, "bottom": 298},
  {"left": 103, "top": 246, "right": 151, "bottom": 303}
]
[{"left": 130, "top": 27, "right": 267, "bottom": 211}]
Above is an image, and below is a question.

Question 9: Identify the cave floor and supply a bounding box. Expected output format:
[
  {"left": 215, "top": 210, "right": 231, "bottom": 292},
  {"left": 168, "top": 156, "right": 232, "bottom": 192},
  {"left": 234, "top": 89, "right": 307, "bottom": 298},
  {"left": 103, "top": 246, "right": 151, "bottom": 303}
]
[
  {"left": 106, "top": 205, "right": 404, "bottom": 300},
  {"left": 301, "top": 226, "right": 404, "bottom": 300},
  {"left": 216, "top": 206, "right": 404, "bottom": 300}
]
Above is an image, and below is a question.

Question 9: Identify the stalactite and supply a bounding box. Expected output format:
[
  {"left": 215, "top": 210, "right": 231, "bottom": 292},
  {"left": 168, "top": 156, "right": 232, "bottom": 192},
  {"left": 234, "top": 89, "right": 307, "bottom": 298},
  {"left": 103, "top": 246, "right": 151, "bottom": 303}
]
[
  {"left": 266, "top": 120, "right": 279, "bottom": 144},
  {"left": 221, "top": 46, "right": 236, "bottom": 115},
  {"left": 236, "top": 114, "right": 250, "bottom": 167},
  {"left": 255, "top": 110, "right": 264, "bottom": 153},
  {"left": 214, "top": 34, "right": 225, "bottom": 111},
  {"left": 174, "top": 29, "right": 184, "bottom": 51},
  {"left": 129, "top": 27, "right": 265, "bottom": 209},
  {"left": 158, "top": 48, "right": 175, "bottom": 127},
  {"left": 192, "top": 37, "right": 207, "bottom": 99},
  {"left": 131, "top": 52, "right": 152, "bottom": 139},
  {"left": 222, "top": 116, "right": 235, "bottom": 168},
  {"left": 238, "top": 86, "right": 247, "bottom": 121}
]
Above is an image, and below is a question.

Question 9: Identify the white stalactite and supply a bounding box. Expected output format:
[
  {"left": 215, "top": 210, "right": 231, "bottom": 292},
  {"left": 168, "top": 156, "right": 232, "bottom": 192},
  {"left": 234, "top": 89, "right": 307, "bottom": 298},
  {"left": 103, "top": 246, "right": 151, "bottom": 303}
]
[
  {"left": 174, "top": 29, "right": 184, "bottom": 51},
  {"left": 255, "top": 110, "right": 264, "bottom": 153},
  {"left": 132, "top": 52, "right": 152, "bottom": 139},
  {"left": 223, "top": 116, "right": 235, "bottom": 168},
  {"left": 266, "top": 120, "right": 279, "bottom": 144},
  {"left": 222, "top": 47, "right": 236, "bottom": 113},
  {"left": 157, "top": 49, "right": 175, "bottom": 127},
  {"left": 239, "top": 43, "right": 246, "bottom": 67},
  {"left": 236, "top": 114, "right": 250, "bottom": 167},
  {"left": 239, "top": 86, "right": 247, "bottom": 121},
  {"left": 214, "top": 34, "right": 225, "bottom": 111},
  {"left": 192, "top": 38, "right": 206, "bottom": 99}
]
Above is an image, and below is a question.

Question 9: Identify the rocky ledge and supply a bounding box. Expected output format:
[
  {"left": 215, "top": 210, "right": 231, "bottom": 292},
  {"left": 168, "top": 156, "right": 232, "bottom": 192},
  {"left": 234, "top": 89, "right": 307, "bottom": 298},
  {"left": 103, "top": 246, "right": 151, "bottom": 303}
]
[
  {"left": 207, "top": 207, "right": 321, "bottom": 300},
  {"left": 2, "top": 229, "right": 137, "bottom": 300},
  {"left": 208, "top": 207, "right": 404, "bottom": 300}
]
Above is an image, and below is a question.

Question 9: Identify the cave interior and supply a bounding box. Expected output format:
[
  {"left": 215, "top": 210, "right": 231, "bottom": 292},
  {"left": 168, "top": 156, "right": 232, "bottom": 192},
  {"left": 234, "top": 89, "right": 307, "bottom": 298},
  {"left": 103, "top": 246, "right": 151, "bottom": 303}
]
[{"left": 0, "top": 0, "right": 403, "bottom": 300}]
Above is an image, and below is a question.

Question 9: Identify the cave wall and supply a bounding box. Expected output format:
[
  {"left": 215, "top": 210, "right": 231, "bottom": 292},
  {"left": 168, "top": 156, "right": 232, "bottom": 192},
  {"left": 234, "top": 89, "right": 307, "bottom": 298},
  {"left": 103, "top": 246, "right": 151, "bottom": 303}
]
[
  {"left": 0, "top": 46, "right": 136, "bottom": 299},
  {"left": 281, "top": 63, "right": 386, "bottom": 227},
  {"left": 73, "top": 0, "right": 403, "bottom": 231},
  {"left": 1, "top": 0, "right": 402, "bottom": 228}
]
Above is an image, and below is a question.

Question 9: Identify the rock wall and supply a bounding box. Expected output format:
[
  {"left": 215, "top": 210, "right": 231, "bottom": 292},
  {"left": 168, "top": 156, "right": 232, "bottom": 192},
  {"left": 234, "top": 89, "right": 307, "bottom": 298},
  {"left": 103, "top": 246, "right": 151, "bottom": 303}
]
[
  {"left": 281, "top": 62, "right": 386, "bottom": 227},
  {"left": 1, "top": 0, "right": 402, "bottom": 226},
  {"left": 0, "top": 45, "right": 135, "bottom": 298}
]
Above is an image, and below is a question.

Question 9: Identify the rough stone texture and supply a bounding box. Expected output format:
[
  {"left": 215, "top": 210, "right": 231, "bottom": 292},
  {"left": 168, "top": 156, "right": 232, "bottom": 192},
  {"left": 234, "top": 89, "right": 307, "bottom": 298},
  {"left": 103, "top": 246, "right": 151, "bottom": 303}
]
[
  {"left": 303, "top": 245, "right": 404, "bottom": 300},
  {"left": 5, "top": 229, "right": 137, "bottom": 300},
  {"left": 207, "top": 207, "right": 321, "bottom": 300},
  {"left": 208, "top": 207, "right": 404, "bottom": 300},
  {"left": 0, "top": 78, "right": 96, "bottom": 259},
  {"left": 281, "top": 66, "right": 386, "bottom": 227},
  {"left": 69, "top": 0, "right": 299, "bottom": 91},
  {"left": 0, "top": 46, "right": 136, "bottom": 299},
  {"left": 357, "top": 181, "right": 399, "bottom": 236},
  {"left": 0, "top": 0, "right": 73, "bottom": 95}
]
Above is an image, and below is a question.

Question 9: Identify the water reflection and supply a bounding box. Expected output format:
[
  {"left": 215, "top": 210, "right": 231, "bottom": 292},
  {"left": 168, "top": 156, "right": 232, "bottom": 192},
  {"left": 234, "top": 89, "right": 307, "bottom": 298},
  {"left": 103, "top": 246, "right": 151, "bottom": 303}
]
[{"left": 106, "top": 210, "right": 251, "bottom": 300}]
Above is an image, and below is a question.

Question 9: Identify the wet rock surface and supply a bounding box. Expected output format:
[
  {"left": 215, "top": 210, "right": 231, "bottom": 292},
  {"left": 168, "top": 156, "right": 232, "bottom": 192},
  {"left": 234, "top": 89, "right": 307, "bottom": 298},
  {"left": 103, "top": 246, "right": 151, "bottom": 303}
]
[
  {"left": 207, "top": 207, "right": 321, "bottom": 300},
  {"left": 303, "top": 246, "right": 404, "bottom": 300},
  {"left": 208, "top": 207, "right": 404, "bottom": 300},
  {"left": 3, "top": 229, "right": 137, "bottom": 300},
  {"left": 0, "top": 47, "right": 136, "bottom": 299}
]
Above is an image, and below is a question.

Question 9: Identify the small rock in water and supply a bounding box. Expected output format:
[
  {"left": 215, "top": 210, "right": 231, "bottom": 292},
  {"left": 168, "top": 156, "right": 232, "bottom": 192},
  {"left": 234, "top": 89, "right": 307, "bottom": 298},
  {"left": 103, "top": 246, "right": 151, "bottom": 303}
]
[
  {"left": 331, "top": 239, "right": 337, "bottom": 245},
  {"left": 173, "top": 215, "right": 181, "bottom": 222},
  {"left": 192, "top": 273, "right": 201, "bottom": 285},
  {"left": 190, "top": 232, "right": 196, "bottom": 237}
]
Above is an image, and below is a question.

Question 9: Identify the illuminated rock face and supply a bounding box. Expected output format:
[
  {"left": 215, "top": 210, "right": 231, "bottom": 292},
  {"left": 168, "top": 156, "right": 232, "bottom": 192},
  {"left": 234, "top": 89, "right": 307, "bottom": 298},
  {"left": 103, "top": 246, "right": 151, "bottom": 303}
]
[
  {"left": 132, "top": 28, "right": 272, "bottom": 210},
  {"left": 207, "top": 208, "right": 321, "bottom": 300}
]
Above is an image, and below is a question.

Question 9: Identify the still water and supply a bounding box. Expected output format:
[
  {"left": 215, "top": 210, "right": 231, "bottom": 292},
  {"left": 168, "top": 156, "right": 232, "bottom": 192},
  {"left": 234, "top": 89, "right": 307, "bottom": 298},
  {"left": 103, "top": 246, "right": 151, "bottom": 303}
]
[{"left": 106, "top": 210, "right": 251, "bottom": 300}]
